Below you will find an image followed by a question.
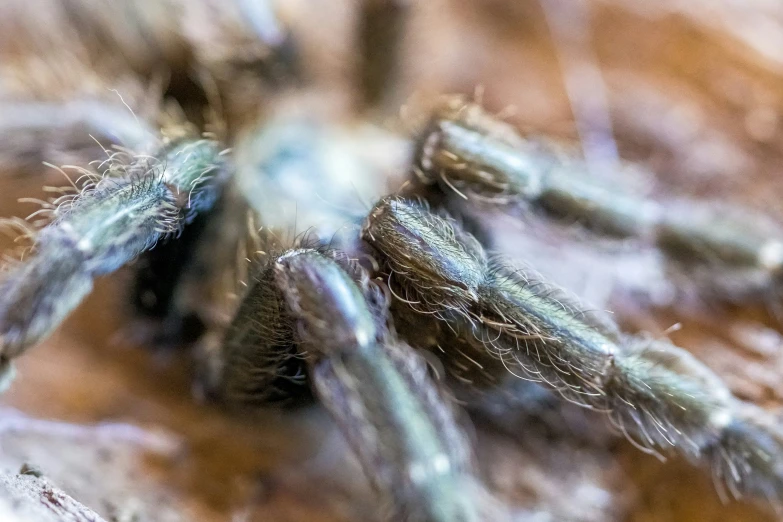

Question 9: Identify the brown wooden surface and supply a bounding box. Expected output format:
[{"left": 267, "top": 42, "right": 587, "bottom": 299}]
[{"left": 2, "top": 1, "right": 783, "bottom": 520}]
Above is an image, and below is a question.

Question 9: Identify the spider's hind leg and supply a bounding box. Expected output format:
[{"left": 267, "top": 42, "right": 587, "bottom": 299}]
[{"left": 355, "top": 0, "right": 411, "bottom": 114}]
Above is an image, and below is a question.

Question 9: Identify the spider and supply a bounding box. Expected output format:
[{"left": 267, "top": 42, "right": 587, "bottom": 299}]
[{"left": 1, "top": 1, "right": 782, "bottom": 520}]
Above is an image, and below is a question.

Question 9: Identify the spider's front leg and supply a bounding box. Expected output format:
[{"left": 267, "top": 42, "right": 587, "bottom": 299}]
[
  {"left": 363, "top": 196, "right": 783, "bottom": 510},
  {"left": 0, "top": 135, "right": 229, "bottom": 380},
  {"left": 212, "top": 248, "right": 503, "bottom": 521}
]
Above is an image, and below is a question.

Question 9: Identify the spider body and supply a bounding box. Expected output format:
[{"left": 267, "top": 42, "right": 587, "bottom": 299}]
[{"left": 1, "top": 1, "right": 783, "bottom": 521}]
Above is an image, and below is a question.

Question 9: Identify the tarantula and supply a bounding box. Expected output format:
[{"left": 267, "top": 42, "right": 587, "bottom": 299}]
[{"left": 2, "top": 1, "right": 783, "bottom": 520}]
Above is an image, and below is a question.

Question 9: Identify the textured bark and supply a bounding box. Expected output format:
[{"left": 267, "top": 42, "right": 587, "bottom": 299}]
[{"left": 0, "top": 474, "right": 107, "bottom": 522}]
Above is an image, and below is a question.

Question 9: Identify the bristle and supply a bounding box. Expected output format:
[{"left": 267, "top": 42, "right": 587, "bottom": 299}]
[{"left": 216, "top": 256, "right": 306, "bottom": 405}]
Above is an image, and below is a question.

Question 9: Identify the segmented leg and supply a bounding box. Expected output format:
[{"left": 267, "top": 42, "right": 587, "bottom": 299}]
[
  {"left": 0, "top": 136, "right": 228, "bottom": 367},
  {"left": 394, "top": 304, "right": 613, "bottom": 445},
  {"left": 362, "top": 196, "right": 783, "bottom": 507},
  {"left": 356, "top": 0, "right": 410, "bottom": 113},
  {"left": 214, "top": 248, "right": 503, "bottom": 521},
  {"left": 413, "top": 98, "right": 783, "bottom": 301}
]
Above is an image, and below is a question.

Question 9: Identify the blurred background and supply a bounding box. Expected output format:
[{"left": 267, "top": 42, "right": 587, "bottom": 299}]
[{"left": 1, "top": 0, "right": 783, "bottom": 520}]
